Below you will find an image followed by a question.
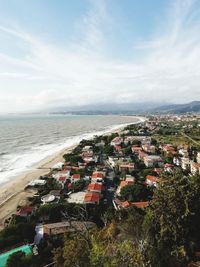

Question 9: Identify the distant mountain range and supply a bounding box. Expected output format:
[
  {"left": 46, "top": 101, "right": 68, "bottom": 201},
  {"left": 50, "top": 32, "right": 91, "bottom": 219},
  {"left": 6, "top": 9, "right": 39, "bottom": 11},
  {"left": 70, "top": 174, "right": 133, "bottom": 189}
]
[
  {"left": 49, "top": 101, "right": 200, "bottom": 115},
  {"left": 151, "top": 101, "right": 200, "bottom": 114}
]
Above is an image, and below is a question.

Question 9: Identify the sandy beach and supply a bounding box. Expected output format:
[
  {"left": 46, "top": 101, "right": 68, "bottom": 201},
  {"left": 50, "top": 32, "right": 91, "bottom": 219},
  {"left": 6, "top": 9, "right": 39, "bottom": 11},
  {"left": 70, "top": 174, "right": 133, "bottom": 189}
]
[
  {"left": 0, "top": 145, "right": 76, "bottom": 229},
  {"left": 0, "top": 116, "right": 146, "bottom": 229}
]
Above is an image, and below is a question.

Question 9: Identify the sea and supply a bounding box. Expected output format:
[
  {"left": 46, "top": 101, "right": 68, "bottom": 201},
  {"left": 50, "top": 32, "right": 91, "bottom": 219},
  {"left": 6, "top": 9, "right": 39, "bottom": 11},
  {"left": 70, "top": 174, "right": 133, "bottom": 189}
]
[{"left": 0, "top": 114, "right": 142, "bottom": 185}]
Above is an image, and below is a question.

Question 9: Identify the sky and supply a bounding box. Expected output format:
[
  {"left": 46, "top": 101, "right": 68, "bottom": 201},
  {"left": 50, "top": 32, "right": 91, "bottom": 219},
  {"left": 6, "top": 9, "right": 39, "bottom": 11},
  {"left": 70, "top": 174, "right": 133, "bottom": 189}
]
[{"left": 0, "top": 0, "right": 200, "bottom": 113}]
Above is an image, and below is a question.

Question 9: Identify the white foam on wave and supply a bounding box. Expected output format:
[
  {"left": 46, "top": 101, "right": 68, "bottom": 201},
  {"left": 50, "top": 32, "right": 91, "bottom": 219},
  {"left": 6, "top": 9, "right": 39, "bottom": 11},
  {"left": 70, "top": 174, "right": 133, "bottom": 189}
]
[{"left": 0, "top": 118, "right": 144, "bottom": 184}]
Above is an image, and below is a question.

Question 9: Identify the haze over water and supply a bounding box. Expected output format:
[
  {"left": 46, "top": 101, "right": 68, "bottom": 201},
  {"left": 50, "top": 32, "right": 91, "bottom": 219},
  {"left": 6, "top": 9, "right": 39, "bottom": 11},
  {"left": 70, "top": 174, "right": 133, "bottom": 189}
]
[{"left": 0, "top": 115, "right": 141, "bottom": 184}]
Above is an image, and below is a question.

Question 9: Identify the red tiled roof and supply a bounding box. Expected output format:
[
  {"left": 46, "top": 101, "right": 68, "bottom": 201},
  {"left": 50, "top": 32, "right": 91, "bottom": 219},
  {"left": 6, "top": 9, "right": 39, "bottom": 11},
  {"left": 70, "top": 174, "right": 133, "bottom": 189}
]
[
  {"left": 121, "top": 201, "right": 131, "bottom": 208},
  {"left": 84, "top": 192, "right": 100, "bottom": 203},
  {"left": 16, "top": 206, "right": 33, "bottom": 216},
  {"left": 92, "top": 172, "right": 104, "bottom": 179},
  {"left": 72, "top": 174, "right": 81, "bottom": 179},
  {"left": 119, "top": 180, "right": 134, "bottom": 189},
  {"left": 146, "top": 175, "right": 158, "bottom": 183},
  {"left": 164, "top": 163, "right": 174, "bottom": 168},
  {"left": 88, "top": 183, "right": 103, "bottom": 192},
  {"left": 132, "top": 202, "right": 149, "bottom": 209},
  {"left": 59, "top": 176, "right": 66, "bottom": 182},
  {"left": 191, "top": 162, "right": 200, "bottom": 168}
]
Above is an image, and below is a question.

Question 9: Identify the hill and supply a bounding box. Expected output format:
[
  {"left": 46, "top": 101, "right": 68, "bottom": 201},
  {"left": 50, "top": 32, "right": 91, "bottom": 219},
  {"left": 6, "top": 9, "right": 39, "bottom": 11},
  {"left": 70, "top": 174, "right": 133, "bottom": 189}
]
[{"left": 150, "top": 101, "right": 200, "bottom": 114}]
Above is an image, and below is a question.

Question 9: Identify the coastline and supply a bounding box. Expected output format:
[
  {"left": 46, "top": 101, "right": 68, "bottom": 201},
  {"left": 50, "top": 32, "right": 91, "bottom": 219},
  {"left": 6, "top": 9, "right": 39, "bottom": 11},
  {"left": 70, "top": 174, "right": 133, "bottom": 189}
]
[{"left": 0, "top": 116, "right": 146, "bottom": 228}]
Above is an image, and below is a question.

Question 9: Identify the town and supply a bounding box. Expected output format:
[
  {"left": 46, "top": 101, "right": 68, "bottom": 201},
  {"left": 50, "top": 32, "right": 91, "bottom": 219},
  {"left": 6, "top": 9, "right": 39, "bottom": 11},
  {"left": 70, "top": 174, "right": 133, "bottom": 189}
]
[{"left": 1, "top": 113, "right": 200, "bottom": 267}]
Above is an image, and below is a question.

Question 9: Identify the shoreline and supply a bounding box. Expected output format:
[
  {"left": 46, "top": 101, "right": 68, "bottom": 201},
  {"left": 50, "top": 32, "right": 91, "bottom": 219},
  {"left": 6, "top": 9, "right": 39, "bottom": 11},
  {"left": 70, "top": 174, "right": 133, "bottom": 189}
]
[{"left": 0, "top": 116, "right": 146, "bottom": 228}]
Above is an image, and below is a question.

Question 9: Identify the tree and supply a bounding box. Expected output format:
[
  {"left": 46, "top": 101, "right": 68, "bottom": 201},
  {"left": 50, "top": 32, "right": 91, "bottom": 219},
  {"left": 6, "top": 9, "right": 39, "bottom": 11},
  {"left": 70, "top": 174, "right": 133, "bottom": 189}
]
[
  {"left": 71, "top": 179, "right": 85, "bottom": 192},
  {"left": 54, "top": 233, "right": 90, "bottom": 267},
  {"left": 143, "top": 173, "right": 200, "bottom": 267},
  {"left": 90, "top": 223, "right": 145, "bottom": 267},
  {"left": 120, "top": 184, "right": 152, "bottom": 202},
  {"left": 0, "top": 223, "right": 35, "bottom": 251},
  {"left": 6, "top": 251, "right": 35, "bottom": 267}
]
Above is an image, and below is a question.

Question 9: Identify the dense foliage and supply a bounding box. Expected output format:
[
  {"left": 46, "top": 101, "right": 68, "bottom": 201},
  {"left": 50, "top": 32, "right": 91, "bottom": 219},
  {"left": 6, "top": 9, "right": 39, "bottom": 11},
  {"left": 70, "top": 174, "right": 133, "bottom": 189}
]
[{"left": 143, "top": 173, "right": 200, "bottom": 267}]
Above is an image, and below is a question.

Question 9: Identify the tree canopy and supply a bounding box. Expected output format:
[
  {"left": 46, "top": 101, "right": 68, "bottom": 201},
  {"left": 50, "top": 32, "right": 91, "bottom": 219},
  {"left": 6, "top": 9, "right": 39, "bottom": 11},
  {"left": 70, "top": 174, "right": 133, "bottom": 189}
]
[{"left": 143, "top": 173, "right": 200, "bottom": 267}]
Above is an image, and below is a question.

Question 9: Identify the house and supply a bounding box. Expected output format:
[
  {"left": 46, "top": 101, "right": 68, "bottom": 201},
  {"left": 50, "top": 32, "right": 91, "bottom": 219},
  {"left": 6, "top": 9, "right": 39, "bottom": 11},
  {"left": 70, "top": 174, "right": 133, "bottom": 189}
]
[
  {"left": 145, "top": 175, "right": 159, "bottom": 187},
  {"left": 81, "top": 150, "right": 94, "bottom": 158},
  {"left": 116, "top": 180, "right": 134, "bottom": 195},
  {"left": 131, "top": 146, "right": 142, "bottom": 154},
  {"left": 43, "top": 221, "right": 96, "bottom": 236},
  {"left": 51, "top": 162, "right": 64, "bottom": 170},
  {"left": 119, "top": 162, "right": 135, "bottom": 172},
  {"left": 58, "top": 176, "right": 67, "bottom": 186},
  {"left": 84, "top": 192, "right": 101, "bottom": 204},
  {"left": 71, "top": 173, "right": 81, "bottom": 183},
  {"left": 141, "top": 137, "right": 151, "bottom": 145},
  {"left": 83, "top": 156, "right": 98, "bottom": 164},
  {"left": 108, "top": 156, "right": 119, "bottom": 167},
  {"left": 120, "top": 201, "right": 149, "bottom": 209},
  {"left": 28, "top": 179, "right": 46, "bottom": 187},
  {"left": 164, "top": 163, "right": 174, "bottom": 173},
  {"left": 124, "top": 136, "right": 135, "bottom": 145},
  {"left": 87, "top": 183, "right": 103, "bottom": 194},
  {"left": 142, "top": 144, "right": 156, "bottom": 154},
  {"left": 197, "top": 152, "right": 200, "bottom": 164},
  {"left": 91, "top": 171, "right": 105, "bottom": 183},
  {"left": 114, "top": 145, "right": 123, "bottom": 152},
  {"left": 110, "top": 137, "right": 123, "bottom": 146},
  {"left": 121, "top": 201, "right": 132, "bottom": 208},
  {"left": 178, "top": 148, "right": 189, "bottom": 157},
  {"left": 154, "top": 168, "right": 162, "bottom": 175},
  {"left": 162, "top": 144, "right": 177, "bottom": 156},
  {"left": 54, "top": 170, "right": 70, "bottom": 180},
  {"left": 16, "top": 206, "right": 34, "bottom": 217},
  {"left": 144, "top": 155, "right": 163, "bottom": 167},
  {"left": 190, "top": 161, "right": 200, "bottom": 175},
  {"left": 138, "top": 151, "right": 147, "bottom": 160},
  {"left": 125, "top": 175, "right": 135, "bottom": 183},
  {"left": 173, "top": 156, "right": 181, "bottom": 166},
  {"left": 181, "top": 157, "right": 190, "bottom": 170},
  {"left": 82, "top": 146, "right": 93, "bottom": 152},
  {"left": 132, "top": 201, "right": 149, "bottom": 209}
]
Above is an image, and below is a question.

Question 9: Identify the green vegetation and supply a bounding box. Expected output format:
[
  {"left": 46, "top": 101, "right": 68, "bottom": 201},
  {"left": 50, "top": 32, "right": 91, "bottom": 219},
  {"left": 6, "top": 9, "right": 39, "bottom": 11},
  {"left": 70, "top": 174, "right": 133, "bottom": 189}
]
[
  {"left": 143, "top": 173, "right": 200, "bottom": 267},
  {"left": 1, "top": 115, "right": 200, "bottom": 266},
  {"left": 53, "top": 222, "right": 145, "bottom": 267},
  {"left": 6, "top": 251, "right": 35, "bottom": 267},
  {"left": 0, "top": 223, "right": 35, "bottom": 251},
  {"left": 120, "top": 183, "right": 153, "bottom": 202}
]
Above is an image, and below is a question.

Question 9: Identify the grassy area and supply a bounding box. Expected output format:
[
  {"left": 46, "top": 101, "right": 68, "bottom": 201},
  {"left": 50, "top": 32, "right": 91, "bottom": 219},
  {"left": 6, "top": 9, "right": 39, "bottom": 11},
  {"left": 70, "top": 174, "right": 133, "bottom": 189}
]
[{"left": 153, "top": 134, "right": 193, "bottom": 147}]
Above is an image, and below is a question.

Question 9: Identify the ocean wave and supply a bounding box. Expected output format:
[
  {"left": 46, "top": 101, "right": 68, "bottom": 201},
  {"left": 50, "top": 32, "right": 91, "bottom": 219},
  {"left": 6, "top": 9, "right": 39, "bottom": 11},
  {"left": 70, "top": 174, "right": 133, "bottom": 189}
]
[{"left": 0, "top": 117, "right": 143, "bottom": 184}]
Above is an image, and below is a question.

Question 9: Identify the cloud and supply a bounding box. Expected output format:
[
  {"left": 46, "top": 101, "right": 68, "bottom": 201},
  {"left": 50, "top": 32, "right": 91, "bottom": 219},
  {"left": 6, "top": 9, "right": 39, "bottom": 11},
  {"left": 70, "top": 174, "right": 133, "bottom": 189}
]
[{"left": 0, "top": 0, "right": 200, "bottom": 113}]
